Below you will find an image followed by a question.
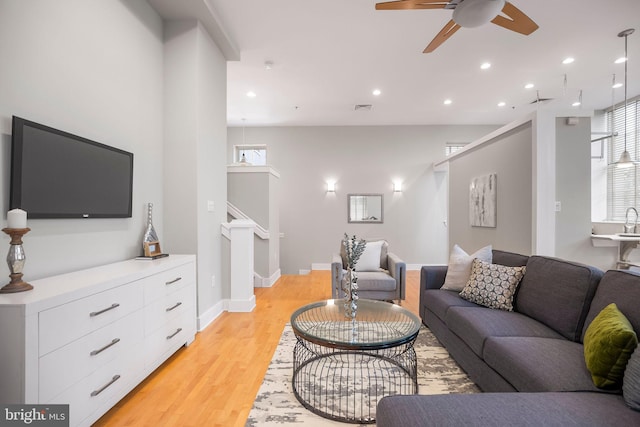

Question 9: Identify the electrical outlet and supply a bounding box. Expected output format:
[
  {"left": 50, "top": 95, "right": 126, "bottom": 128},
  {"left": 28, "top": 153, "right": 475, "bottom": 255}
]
[
  {"left": 211, "top": 275, "right": 215, "bottom": 288},
  {"left": 555, "top": 201, "right": 562, "bottom": 212}
]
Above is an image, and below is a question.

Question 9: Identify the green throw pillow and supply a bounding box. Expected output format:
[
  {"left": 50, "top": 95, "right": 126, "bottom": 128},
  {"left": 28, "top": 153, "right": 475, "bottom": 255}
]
[{"left": 583, "top": 303, "right": 638, "bottom": 389}]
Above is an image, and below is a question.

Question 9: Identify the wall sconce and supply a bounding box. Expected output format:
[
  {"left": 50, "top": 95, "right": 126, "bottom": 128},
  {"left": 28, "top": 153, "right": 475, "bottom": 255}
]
[
  {"left": 327, "top": 181, "right": 336, "bottom": 192},
  {"left": 393, "top": 181, "right": 403, "bottom": 192}
]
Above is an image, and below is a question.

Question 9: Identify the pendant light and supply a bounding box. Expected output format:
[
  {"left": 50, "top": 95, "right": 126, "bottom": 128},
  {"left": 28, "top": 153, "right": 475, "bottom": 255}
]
[
  {"left": 615, "top": 28, "right": 636, "bottom": 168},
  {"left": 239, "top": 118, "right": 251, "bottom": 166}
]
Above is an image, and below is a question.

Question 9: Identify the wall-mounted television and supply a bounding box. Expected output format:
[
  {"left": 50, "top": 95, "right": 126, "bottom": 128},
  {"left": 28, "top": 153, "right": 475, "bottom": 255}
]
[{"left": 10, "top": 116, "right": 134, "bottom": 219}]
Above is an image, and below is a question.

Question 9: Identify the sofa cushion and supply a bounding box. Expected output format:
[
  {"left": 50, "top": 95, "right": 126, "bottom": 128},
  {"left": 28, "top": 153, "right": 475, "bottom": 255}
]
[
  {"left": 424, "top": 289, "right": 481, "bottom": 322},
  {"left": 353, "top": 271, "right": 396, "bottom": 291},
  {"left": 583, "top": 303, "right": 638, "bottom": 389},
  {"left": 459, "top": 259, "right": 525, "bottom": 311},
  {"left": 442, "top": 244, "right": 492, "bottom": 292},
  {"left": 376, "top": 392, "right": 640, "bottom": 427},
  {"left": 515, "top": 256, "right": 603, "bottom": 342},
  {"left": 623, "top": 346, "right": 640, "bottom": 411},
  {"left": 491, "top": 249, "right": 529, "bottom": 267},
  {"left": 583, "top": 269, "right": 640, "bottom": 341},
  {"left": 446, "top": 306, "right": 563, "bottom": 357},
  {"left": 483, "top": 336, "right": 600, "bottom": 392}
]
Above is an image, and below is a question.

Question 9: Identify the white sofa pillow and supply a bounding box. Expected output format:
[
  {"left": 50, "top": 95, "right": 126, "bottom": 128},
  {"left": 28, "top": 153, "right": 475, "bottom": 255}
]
[
  {"left": 441, "top": 244, "right": 492, "bottom": 292},
  {"left": 355, "top": 240, "right": 385, "bottom": 271}
]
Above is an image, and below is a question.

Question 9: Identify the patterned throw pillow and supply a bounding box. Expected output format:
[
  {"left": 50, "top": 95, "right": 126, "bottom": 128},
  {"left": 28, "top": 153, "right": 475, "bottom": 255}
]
[{"left": 459, "top": 259, "right": 526, "bottom": 311}]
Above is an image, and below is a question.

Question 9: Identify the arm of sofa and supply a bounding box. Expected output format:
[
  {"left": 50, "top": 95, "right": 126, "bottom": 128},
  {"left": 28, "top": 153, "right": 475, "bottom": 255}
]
[
  {"left": 388, "top": 253, "right": 407, "bottom": 300},
  {"left": 420, "top": 265, "right": 448, "bottom": 290},
  {"left": 331, "top": 254, "right": 344, "bottom": 298}
]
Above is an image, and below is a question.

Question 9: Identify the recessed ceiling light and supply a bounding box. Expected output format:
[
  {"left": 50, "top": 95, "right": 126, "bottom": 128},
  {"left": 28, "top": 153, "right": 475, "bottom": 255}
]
[
  {"left": 444, "top": 99, "right": 452, "bottom": 105},
  {"left": 613, "top": 82, "right": 624, "bottom": 89},
  {"left": 562, "top": 57, "right": 575, "bottom": 64},
  {"left": 246, "top": 91, "right": 257, "bottom": 98},
  {"left": 373, "top": 89, "right": 382, "bottom": 96},
  {"left": 497, "top": 102, "right": 506, "bottom": 107},
  {"left": 524, "top": 83, "right": 535, "bottom": 89},
  {"left": 480, "top": 62, "right": 491, "bottom": 70},
  {"left": 572, "top": 101, "right": 581, "bottom": 107},
  {"left": 615, "top": 57, "right": 628, "bottom": 64}
]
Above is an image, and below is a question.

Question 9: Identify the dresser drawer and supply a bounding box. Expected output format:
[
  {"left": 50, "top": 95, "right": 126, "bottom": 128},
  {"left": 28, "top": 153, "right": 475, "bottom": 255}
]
[
  {"left": 144, "top": 284, "right": 195, "bottom": 336},
  {"left": 45, "top": 347, "right": 144, "bottom": 427},
  {"left": 145, "top": 310, "right": 195, "bottom": 369},
  {"left": 142, "top": 263, "right": 195, "bottom": 304},
  {"left": 39, "top": 310, "right": 144, "bottom": 403},
  {"left": 39, "top": 281, "right": 144, "bottom": 356}
]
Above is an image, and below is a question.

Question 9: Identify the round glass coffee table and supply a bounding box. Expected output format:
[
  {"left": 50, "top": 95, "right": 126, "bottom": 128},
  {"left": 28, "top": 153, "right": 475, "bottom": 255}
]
[{"left": 290, "top": 299, "right": 421, "bottom": 424}]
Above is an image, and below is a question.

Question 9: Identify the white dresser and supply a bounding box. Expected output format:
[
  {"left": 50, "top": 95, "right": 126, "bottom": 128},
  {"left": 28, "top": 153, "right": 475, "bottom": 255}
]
[{"left": 0, "top": 254, "right": 197, "bottom": 427}]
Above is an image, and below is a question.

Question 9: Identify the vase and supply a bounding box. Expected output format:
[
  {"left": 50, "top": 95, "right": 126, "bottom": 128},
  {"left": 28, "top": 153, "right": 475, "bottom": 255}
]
[
  {"left": 142, "top": 202, "right": 159, "bottom": 251},
  {"left": 343, "top": 266, "right": 359, "bottom": 319}
]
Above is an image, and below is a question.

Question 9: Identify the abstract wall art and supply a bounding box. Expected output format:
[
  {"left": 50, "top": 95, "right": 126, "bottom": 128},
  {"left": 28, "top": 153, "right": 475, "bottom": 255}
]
[{"left": 469, "top": 173, "right": 497, "bottom": 227}]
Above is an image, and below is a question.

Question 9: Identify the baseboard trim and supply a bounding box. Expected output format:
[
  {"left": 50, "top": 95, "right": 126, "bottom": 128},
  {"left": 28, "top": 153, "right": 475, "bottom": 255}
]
[
  {"left": 227, "top": 295, "right": 256, "bottom": 312},
  {"left": 254, "top": 269, "right": 282, "bottom": 288},
  {"left": 198, "top": 300, "right": 225, "bottom": 331},
  {"left": 311, "top": 263, "right": 424, "bottom": 271}
]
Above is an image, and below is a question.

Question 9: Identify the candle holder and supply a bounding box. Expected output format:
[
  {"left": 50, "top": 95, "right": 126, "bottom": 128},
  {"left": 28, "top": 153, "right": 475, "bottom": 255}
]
[{"left": 1, "top": 228, "right": 33, "bottom": 293}]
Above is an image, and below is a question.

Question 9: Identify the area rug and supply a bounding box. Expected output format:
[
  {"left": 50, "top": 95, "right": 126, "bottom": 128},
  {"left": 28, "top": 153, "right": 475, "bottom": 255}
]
[{"left": 246, "top": 325, "right": 479, "bottom": 426}]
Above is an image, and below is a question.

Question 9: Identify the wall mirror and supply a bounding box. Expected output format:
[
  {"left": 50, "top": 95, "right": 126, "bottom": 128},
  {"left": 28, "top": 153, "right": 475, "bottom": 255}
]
[{"left": 348, "top": 194, "right": 383, "bottom": 223}]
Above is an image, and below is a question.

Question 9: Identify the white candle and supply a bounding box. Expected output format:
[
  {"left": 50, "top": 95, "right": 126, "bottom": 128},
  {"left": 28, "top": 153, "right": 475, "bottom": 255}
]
[{"left": 7, "top": 209, "right": 27, "bottom": 229}]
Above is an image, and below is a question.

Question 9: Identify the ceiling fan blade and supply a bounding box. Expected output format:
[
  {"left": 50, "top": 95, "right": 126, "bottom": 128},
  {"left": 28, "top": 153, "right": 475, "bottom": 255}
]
[
  {"left": 491, "top": 2, "right": 539, "bottom": 35},
  {"left": 376, "top": 0, "right": 449, "bottom": 10},
  {"left": 424, "top": 19, "right": 461, "bottom": 53}
]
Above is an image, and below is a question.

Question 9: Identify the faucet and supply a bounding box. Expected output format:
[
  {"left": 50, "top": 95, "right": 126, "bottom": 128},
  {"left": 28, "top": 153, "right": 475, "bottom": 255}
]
[{"left": 624, "top": 207, "right": 638, "bottom": 234}]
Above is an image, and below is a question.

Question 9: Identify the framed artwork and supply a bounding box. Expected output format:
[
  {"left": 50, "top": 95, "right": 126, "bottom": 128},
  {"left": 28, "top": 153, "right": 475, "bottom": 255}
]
[{"left": 469, "top": 173, "right": 497, "bottom": 227}]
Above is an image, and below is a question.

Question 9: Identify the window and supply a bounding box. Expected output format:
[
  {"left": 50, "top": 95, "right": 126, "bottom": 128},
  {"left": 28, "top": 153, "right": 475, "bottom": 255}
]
[
  {"left": 606, "top": 97, "right": 640, "bottom": 221},
  {"left": 446, "top": 143, "right": 468, "bottom": 156},
  {"left": 235, "top": 145, "right": 267, "bottom": 166}
]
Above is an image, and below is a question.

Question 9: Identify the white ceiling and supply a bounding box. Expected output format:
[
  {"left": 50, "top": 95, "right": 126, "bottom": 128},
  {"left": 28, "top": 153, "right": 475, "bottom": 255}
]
[{"left": 203, "top": 0, "right": 640, "bottom": 127}]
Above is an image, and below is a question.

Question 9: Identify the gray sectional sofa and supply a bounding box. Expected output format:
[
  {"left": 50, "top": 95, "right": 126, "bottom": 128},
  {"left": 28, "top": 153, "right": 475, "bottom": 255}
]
[{"left": 377, "top": 250, "right": 640, "bottom": 426}]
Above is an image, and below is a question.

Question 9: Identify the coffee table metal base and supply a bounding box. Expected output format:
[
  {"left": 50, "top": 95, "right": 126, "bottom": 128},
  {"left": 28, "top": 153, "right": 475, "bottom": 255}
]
[{"left": 292, "top": 337, "right": 417, "bottom": 424}]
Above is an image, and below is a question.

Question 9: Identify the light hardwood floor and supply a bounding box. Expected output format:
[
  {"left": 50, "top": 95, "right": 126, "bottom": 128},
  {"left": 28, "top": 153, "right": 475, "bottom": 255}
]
[{"left": 94, "top": 270, "right": 421, "bottom": 427}]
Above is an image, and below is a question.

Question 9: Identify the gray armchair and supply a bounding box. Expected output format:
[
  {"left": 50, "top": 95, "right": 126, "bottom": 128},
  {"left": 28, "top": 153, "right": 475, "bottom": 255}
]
[{"left": 331, "top": 240, "right": 406, "bottom": 302}]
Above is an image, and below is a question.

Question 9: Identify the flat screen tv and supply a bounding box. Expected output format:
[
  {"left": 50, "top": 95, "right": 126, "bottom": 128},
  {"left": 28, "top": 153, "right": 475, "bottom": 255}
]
[{"left": 10, "top": 116, "right": 134, "bottom": 219}]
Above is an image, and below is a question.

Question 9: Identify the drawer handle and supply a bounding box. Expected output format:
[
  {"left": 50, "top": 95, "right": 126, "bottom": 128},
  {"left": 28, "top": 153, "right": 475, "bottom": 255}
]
[
  {"left": 166, "top": 328, "right": 182, "bottom": 340},
  {"left": 89, "top": 303, "right": 120, "bottom": 317},
  {"left": 90, "top": 338, "right": 121, "bottom": 356},
  {"left": 90, "top": 375, "right": 121, "bottom": 397},
  {"left": 166, "top": 302, "right": 182, "bottom": 312},
  {"left": 166, "top": 277, "right": 182, "bottom": 285}
]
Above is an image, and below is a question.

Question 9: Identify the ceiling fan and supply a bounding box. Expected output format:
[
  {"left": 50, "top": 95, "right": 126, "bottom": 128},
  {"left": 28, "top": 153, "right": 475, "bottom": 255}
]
[{"left": 375, "top": 0, "right": 539, "bottom": 53}]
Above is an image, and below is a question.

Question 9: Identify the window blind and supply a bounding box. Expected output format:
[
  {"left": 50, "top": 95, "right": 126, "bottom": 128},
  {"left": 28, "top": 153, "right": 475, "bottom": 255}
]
[{"left": 607, "top": 97, "right": 640, "bottom": 221}]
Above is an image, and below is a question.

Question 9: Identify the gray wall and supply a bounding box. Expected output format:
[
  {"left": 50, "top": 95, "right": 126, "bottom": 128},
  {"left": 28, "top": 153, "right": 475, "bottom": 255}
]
[
  {"left": 227, "top": 125, "right": 498, "bottom": 274},
  {"left": 555, "top": 117, "right": 594, "bottom": 260},
  {"left": 0, "top": 0, "right": 164, "bottom": 279},
  {"left": 164, "top": 21, "right": 228, "bottom": 319},
  {"left": 228, "top": 169, "right": 280, "bottom": 279},
  {"left": 556, "top": 116, "right": 626, "bottom": 270},
  {"left": 448, "top": 123, "right": 533, "bottom": 255}
]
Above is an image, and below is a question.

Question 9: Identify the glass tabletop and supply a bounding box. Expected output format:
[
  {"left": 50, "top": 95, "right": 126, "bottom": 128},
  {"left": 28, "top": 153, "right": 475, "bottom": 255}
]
[{"left": 290, "top": 299, "right": 421, "bottom": 350}]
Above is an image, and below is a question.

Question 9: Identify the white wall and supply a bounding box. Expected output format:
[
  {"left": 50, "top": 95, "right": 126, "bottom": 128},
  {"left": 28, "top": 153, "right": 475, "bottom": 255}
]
[
  {"left": 227, "top": 125, "right": 498, "bottom": 274},
  {"left": 163, "top": 21, "right": 227, "bottom": 326},
  {"left": 0, "top": 0, "right": 164, "bottom": 280}
]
